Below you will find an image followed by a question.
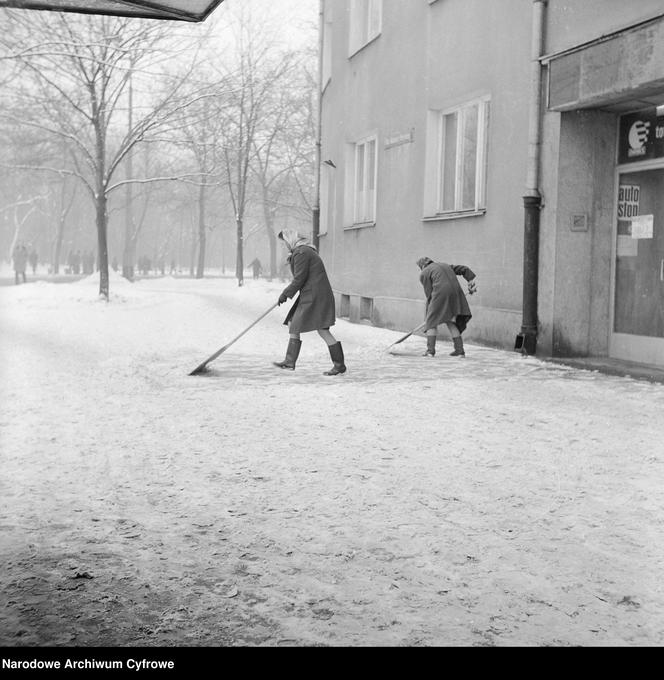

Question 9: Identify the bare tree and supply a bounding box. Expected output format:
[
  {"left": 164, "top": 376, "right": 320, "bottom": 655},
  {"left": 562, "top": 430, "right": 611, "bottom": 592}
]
[
  {"left": 211, "top": 8, "right": 302, "bottom": 287},
  {"left": 251, "top": 55, "right": 317, "bottom": 280},
  {"left": 174, "top": 90, "right": 223, "bottom": 278},
  {"left": 0, "top": 10, "right": 208, "bottom": 298}
]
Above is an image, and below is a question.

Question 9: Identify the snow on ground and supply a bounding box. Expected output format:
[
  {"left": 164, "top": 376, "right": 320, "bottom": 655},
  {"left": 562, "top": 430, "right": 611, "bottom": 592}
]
[{"left": 1, "top": 273, "right": 663, "bottom": 647}]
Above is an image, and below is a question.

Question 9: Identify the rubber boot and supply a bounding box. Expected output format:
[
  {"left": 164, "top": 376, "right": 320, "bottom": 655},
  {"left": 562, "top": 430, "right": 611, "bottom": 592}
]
[
  {"left": 449, "top": 336, "right": 465, "bottom": 357},
  {"left": 423, "top": 335, "right": 436, "bottom": 356},
  {"left": 273, "top": 338, "right": 301, "bottom": 370},
  {"left": 324, "top": 342, "right": 346, "bottom": 376}
]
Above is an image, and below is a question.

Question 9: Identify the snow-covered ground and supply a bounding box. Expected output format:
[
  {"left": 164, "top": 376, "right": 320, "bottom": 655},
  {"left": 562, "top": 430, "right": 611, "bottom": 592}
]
[{"left": 1, "top": 273, "right": 663, "bottom": 646}]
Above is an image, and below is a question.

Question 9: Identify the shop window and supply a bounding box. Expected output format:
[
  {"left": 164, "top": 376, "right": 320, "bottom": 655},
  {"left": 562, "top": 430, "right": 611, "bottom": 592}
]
[{"left": 349, "top": 0, "right": 382, "bottom": 56}]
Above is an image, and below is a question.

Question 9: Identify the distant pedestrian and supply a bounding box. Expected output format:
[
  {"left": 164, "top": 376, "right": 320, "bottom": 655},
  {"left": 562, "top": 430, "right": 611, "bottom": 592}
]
[
  {"left": 416, "top": 257, "right": 477, "bottom": 357},
  {"left": 249, "top": 257, "right": 263, "bottom": 279},
  {"left": 12, "top": 243, "right": 28, "bottom": 284},
  {"left": 274, "top": 229, "right": 346, "bottom": 376},
  {"left": 28, "top": 248, "right": 38, "bottom": 275},
  {"left": 111, "top": 256, "right": 118, "bottom": 272}
]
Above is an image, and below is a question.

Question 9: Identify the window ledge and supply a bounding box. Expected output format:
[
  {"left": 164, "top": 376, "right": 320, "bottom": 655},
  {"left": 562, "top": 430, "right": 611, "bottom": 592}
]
[
  {"left": 423, "top": 209, "right": 486, "bottom": 222},
  {"left": 348, "top": 32, "right": 381, "bottom": 59},
  {"left": 344, "top": 221, "right": 376, "bottom": 231}
]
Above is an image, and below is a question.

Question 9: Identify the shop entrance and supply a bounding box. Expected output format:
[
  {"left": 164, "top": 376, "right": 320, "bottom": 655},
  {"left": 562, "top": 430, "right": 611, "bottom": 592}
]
[{"left": 611, "top": 163, "right": 664, "bottom": 365}]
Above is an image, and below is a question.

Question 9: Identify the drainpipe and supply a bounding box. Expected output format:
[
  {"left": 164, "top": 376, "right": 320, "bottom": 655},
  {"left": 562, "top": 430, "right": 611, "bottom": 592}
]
[
  {"left": 312, "top": 0, "right": 324, "bottom": 250},
  {"left": 515, "top": 0, "right": 546, "bottom": 355}
]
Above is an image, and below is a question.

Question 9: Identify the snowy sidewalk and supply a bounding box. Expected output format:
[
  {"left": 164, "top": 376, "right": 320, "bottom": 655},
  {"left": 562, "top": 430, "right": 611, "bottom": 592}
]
[{"left": 1, "top": 274, "right": 663, "bottom": 646}]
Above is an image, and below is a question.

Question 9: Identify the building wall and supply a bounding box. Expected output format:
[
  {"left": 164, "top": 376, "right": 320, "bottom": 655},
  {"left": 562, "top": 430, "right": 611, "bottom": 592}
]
[
  {"left": 321, "top": 0, "right": 532, "bottom": 345},
  {"left": 538, "top": 110, "right": 617, "bottom": 357}
]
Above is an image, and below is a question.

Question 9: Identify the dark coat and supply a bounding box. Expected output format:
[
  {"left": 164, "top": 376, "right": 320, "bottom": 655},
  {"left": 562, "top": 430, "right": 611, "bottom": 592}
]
[
  {"left": 281, "top": 245, "right": 336, "bottom": 333},
  {"left": 419, "top": 261, "right": 476, "bottom": 333}
]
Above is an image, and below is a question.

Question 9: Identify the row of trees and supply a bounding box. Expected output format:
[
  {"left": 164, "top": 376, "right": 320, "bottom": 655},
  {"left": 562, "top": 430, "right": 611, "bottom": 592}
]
[{"left": 0, "top": 4, "right": 317, "bottom": 297}]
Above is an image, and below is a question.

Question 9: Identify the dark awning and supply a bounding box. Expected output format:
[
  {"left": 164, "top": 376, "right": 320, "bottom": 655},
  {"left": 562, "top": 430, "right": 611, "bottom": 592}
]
[{"left": 0, "top": 0, "right": 225, "bottom": 22}]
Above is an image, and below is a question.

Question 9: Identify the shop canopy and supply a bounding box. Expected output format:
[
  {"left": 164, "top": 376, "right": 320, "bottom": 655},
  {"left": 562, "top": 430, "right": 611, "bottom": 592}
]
[{"left": 0, "top": 0, "right": 225, "bottom": 22}]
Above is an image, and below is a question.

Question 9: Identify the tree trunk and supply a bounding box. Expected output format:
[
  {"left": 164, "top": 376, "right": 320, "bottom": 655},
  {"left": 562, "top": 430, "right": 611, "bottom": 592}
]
[
  {"left": 189, "top": 223, "right": 196, "bottom": 277},
  {"left": 123, "top": 71, "right": 135, "bottom": 283},
  {"left": 122, "top": 235, "right": 136, "bottom": 282},
  {"left": 196, "top": 183, "right": 206, "bottom": 279},
  {"left": 53, "top": 216, "right": 65, "bottom": 274},
  {"left": 235, "top": 216, "right": 244, "bottom": 287},
  {"left": 96, "top": 192, "right": 110, "bottom": 299},
  {"left": 267, "top": 226, "right": 277, "bottom": 281}
]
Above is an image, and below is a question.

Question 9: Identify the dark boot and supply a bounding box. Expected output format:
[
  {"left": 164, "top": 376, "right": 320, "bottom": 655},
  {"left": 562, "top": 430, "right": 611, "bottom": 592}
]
[
  {"left": 324, "top": 342, "right": 346, "bottom": 375},
  {"left": 423, "top": 335, "right": 436, "bottom": 357},
  {"left": 273, "top": 338, "right": 301, "bottom": 370},
  {"left": 450, "top": 336, "right": 465, "bottom": 356}
]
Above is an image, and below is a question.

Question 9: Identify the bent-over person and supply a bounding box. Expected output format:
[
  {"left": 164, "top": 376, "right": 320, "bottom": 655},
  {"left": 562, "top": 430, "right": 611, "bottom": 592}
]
[{"left": 417, "top": 256, "right": 477, "bottom": 357}]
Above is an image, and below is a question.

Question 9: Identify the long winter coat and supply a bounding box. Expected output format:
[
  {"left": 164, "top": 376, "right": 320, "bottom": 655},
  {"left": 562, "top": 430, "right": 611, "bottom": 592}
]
[
  {"left": 419, "top": 261, "right": 476, "bottom": 333},
  {"left": 281, "top": 245, "right": 336, "bottom": 333}
]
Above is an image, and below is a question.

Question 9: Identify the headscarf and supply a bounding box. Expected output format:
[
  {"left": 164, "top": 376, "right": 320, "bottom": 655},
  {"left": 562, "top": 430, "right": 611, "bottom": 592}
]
[
  {"left": 278, "top": 229, "right": 316, "bottom": 252},
  {"left": 416, "top": 256, "right": 434, "bottom": 270}
]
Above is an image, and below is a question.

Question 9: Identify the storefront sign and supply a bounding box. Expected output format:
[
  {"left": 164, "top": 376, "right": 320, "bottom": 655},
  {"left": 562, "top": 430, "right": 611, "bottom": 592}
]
[
  {"left": 631, "top": 214, "right": 654, "bottom": 239},
  {"left": 618, "top": 108, "right": 664, "bottom": 164},
  {"left": 617, "top": 184, "right": 640, "bottom": 219}
]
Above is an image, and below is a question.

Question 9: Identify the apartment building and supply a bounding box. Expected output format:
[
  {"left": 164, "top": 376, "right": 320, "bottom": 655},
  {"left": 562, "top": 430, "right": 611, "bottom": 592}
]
[{"left": 318, "top": 0, "right": 664, "bottom": 367}]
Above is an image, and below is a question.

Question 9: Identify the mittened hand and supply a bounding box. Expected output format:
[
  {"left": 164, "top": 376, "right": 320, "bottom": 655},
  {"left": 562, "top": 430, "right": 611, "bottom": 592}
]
[
  {"left": 278, "top": 293, "right": 288, "bottom": 305},
  {"left": 468, "top": 280, "right": 477, "bottom": 295}
]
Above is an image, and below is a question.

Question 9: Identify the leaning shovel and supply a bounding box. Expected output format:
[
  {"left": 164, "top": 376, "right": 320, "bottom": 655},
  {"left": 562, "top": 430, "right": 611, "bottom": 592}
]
[
  {"left": 385, "top": 322, "right": 426, "bottom": 352},
  {"left": 189, "top": 302, "right": 279, "bottom": 375}
]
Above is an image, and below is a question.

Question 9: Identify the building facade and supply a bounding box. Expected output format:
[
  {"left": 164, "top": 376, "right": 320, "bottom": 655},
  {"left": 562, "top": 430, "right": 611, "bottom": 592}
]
[{"left": 319, "top": 0, "right": 664, "bottom": 368}]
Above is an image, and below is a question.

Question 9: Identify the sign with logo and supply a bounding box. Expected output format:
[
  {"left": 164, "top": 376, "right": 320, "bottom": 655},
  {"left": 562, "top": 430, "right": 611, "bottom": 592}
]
[{"left": 618, "top": 108, "right": 664, "bottom": 164}]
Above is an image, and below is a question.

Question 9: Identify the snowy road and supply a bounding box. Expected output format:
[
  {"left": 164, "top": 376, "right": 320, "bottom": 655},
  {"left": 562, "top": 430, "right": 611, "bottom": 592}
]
[{"left": 1, "top": 274, "right": 663, "bottom": 646}]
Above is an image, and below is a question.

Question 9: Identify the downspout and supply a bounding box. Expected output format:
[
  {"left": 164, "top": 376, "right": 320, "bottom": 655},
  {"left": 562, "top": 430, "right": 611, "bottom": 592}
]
[
  {"left": 312, "top": 0, "right": 324, "bottom": 250},
  {"left": 515, "top": 0, "right": 547, "bottom": 355}
]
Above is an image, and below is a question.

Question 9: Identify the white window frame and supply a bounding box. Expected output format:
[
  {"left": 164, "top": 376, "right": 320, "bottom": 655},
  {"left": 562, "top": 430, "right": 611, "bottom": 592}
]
[
  {"left": 436, "top": 96, "right": 490, "bottom": 215},
  {"left": 352, "top": 134, "right": 378, "bottom": 225},
  {"left": 321, "top": 2, "right": 333, "bottom": 88},
  {"left": 349, "top": 0, "right": 382, "bottom": 57}
]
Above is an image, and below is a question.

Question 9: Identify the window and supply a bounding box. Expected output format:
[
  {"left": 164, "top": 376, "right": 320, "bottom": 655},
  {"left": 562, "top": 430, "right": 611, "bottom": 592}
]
[
  {"left": 360, "top": 297, "right": 373, "bottom": 322},
  {"left": 340, "top": 294, "right": 351, "bottom": 319},
  {"left": 321, "top": 3, "right": 333, "bottom": 87},
  {"left": 436, "top": 97, "right": 490, "bottom": 214},
  {"left": 349, "top": 0, "right": 382, "bottom": 56},
  {"left": 353, "top": 135, "right": 377, "bottom": 224}
]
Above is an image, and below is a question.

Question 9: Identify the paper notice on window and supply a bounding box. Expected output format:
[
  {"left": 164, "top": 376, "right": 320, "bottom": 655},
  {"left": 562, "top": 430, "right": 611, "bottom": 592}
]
[
  {"left": 631, "top": 214, "right": 654, "bottom": 239},
  {"left": 617, "top": 235, "right": 638, "bottom": 257}
]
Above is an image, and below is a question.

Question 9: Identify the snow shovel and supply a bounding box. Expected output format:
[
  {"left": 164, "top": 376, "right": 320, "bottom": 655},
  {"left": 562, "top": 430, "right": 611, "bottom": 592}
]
[
  {"left": 189, "top": 302, "right": 279, "bottom": 375},
  {"left": 385, "top": 322, "right": 426, "bottom": 352}
]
